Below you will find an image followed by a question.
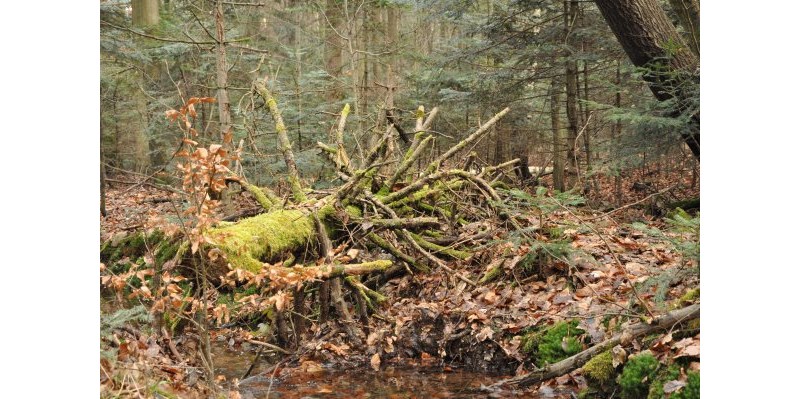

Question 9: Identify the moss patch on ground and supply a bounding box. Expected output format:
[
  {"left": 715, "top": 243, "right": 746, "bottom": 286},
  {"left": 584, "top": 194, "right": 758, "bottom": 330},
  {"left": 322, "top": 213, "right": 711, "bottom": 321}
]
[
  {"left": 521, "top": 320, "right": 585, "bottom": 367},
  {"left": 618, "top": 352, "right": 660, "bottom": 399}
]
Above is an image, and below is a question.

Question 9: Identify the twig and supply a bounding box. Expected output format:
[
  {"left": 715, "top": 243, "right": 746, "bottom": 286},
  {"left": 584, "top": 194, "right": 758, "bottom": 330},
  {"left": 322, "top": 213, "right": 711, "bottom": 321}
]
[
  {"left": 588, "top": 183, "right": 679, "bottom": 221},
  {"left": 246, "top": 339, "right": 293, "bottom": 355}
]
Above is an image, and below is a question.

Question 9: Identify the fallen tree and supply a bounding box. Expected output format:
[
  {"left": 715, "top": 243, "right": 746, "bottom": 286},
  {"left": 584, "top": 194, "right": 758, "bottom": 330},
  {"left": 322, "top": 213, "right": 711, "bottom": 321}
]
[{"left": 101, "top": 79, "right": 521, "bottom": 346}]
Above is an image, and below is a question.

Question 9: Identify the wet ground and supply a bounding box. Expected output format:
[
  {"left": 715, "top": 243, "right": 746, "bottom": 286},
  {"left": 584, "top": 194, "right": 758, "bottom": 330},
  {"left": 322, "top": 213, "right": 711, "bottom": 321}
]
[
  {"left": 236, "top": 367, "right": 506, "bottom": 399},
  {"left": 214, "top": 343, "right": 513, "bottom": 398},
  {"left": 213, "top": 343, "right": 578, "bottom": 398}
]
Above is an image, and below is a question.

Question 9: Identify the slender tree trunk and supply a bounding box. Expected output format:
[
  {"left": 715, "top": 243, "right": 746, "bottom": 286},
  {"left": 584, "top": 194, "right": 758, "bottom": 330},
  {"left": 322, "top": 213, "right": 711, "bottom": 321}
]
[
  {"left": 291, "top": 0, "right": 303, "bottom": 150},
  {"left": 130, "top": 0, "right": 159, "bottom": 173},
  {"left": 101, "top": 132, "right": 108, "bottom": 217},
  {"left": 614, "top": 61, "right": 623, "bottom": 207},
  {"left": 132, "top": 0, "right": 160, "bottom": 27},
  {"left": 550, "top": 79, "right": 565, "bottom": 192},
  {"left": 594, "top": 0, "right": 700, "bottom": 159},
  {"left": 214, "top": 0, "right": 232, "bottom": 140},
  {"left": 564, "top": 0, "right": 580, "bottom": 189},
  {"left": 324, "top": 0, "right": 343, "bottom": 100}
]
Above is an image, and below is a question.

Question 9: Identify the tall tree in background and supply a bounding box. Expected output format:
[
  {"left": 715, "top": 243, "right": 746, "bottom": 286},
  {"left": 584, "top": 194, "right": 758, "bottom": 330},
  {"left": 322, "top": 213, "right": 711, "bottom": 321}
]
[
  {"left": 594, "top": 0, "right": 700, "bottom": 158},
  {"left": 324, "top": 0, "right": 343, "bottom": 101},
  {"left": 132, "top": 0, "right": 159, "bottom": 27},
  {"left": 215, "top": 0, "right": 232, "bottom": 141},
  {"left": 129, "top": 0, "right": 161, "bottom": 172},
  {"left": 550, "top": 78, "right": 566, "bottom": 192},
  {"left": 564, "top": 0, "right": 580, "bottom": 188}
]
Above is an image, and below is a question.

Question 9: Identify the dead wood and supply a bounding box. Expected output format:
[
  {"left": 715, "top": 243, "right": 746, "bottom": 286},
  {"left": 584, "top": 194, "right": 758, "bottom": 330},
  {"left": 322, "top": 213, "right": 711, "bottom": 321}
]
[{"left": 488, "top": 304, "right": 700, "bottom": 389}]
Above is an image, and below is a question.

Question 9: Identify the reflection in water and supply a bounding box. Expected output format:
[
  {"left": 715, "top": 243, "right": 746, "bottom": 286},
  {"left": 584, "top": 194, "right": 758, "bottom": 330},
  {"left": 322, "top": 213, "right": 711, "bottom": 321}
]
[
  {"left": 237, "top": 366, "right": 501, "bottom": 399},
  {"left": 214, "top": 342, "right": 511, "bottom": 398}
]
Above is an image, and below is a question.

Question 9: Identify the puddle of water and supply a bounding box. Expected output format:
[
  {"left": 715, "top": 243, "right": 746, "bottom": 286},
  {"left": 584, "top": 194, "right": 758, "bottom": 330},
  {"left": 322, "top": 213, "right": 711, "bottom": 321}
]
[
  {"left": 213, "top": 342, "right": 509, "bottom": 398},
  {"left": 237, "top": 366, "right": 503, "bottom": 399}
]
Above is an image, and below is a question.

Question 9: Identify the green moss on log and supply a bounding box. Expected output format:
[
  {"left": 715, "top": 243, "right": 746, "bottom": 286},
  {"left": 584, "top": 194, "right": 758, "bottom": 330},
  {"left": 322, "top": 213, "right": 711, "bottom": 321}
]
[
  {"left": 583, "top": 350, "right": 615, "bottom": 384},
  {"left": 207, "top": 209, "right": 316, "bottom": 272}
]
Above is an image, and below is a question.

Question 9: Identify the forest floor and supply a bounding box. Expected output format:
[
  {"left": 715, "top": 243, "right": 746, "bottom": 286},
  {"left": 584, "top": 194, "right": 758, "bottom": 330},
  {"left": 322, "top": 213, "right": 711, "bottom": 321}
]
[{"left": 100, "top": 164, "right": 699, "bottom": 399}]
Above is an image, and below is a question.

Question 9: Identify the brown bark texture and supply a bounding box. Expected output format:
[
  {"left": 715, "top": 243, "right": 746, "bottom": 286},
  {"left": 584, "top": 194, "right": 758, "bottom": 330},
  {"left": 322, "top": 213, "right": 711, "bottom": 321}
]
[{"left": 594, "top": 0, "right": 700, "bottom": 158}]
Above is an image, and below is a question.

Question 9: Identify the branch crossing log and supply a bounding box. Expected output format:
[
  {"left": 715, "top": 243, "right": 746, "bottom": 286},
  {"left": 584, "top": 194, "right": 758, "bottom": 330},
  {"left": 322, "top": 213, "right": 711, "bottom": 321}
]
[{"left": 488, "top": 304, "right": 700, "bottom": 389}]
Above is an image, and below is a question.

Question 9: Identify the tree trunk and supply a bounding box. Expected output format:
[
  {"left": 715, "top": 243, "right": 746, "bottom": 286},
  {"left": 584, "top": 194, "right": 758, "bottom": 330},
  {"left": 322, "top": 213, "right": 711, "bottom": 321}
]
[
  {"left": 594, "top": 0, "right": 700, "bottom": 159},
  {"left": 132, "top": 0, "right": 160, "bottom": 27},
  {"left": 101, "top": 132, "right": 108, "bottom": 217},
  {"left": 614, "top": 61, "right": 623, "bottom": 207},
  {"left": 324, "top": 0, "right": 343, "bottom": 100},
  {"left": 564, "top": 0, "right": 580, "bottom": 188},
  {"left": 550, "top": 79, "right": 565, "bottom": 192},
  {"left": 214, "top": 0, "right": 232, "bottom": 140}
]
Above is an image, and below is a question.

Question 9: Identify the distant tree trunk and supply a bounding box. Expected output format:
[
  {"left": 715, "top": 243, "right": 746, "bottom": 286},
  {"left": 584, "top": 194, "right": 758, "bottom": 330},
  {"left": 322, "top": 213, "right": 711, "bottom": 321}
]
[
  {"left": 130, "top": 0, "right": 159, "bottom": 172},
  {"left": 290, "top": 0, "right": 303, "bottom": 150},
  {"left": 594, "top": 0, "right": 700, "bottom": 159},
  {"left": 132, "top": 0, "right": 159, "bottom": 27},
  {"left": 667, "top": 0, "right": 700, "bottom": 56},
  {"left": 614, "top": 61, "right": 623, "bottom": 207},
  {"left": 214, "top": 0, "right": 232, "bottom": 140},
  {"left": 513, "top": 131, "right": 532, "bottom": 182},
  {"left": 550, "top": 79, "right": 565, "bottom": 192},
  {"left": 133, "top": 86, "right": 151, "bottom": 173},
  {"left": 101, "top": 127, "right": 108, "bottom": 217},
  {"left": 563, "top": 0, "right": 580, "bottom": 188},
  {"left": 324, "top": 0, "right": 343, "bottom": 100}
]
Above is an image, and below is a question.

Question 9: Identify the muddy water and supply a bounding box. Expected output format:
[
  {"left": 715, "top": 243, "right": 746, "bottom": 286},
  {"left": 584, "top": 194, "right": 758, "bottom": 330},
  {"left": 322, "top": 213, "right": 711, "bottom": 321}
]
[{"left": 213, "top": 343, "right": 513, "bottom": 398}]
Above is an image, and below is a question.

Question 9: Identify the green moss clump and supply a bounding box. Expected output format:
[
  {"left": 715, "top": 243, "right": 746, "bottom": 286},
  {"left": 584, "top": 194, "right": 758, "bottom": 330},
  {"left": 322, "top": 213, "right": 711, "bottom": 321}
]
[
  {"left": 521, "top": 320, "right": 585, "bottom": 366},
  {"left": 618, "top": 352, "right": 660, "bottom": 399},
  {"left": 584, "top": 351, "right": 615, "bottom": 383},
  {"left": 671, "top": 372, "right": 699, "bottom": 399},
  {"left": 646, "top": 363, "right": 681, "bottom": 399},
  {"left": 673, "top": 288, "right": 700, "bottom": 309},
  {"left": 154, "top": 238, "right": 180, "bottom": 266}
]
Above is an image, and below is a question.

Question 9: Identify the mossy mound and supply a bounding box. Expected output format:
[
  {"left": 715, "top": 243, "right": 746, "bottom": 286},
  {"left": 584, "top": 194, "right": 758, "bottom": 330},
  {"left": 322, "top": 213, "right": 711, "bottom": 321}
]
[
  {"left": 618, "top": 352, "right": 660, "bottom": 399},
  {"left": 671, "top": 372, "right": 699, "bottom": 399},
  {"left": 583, "top": 350, "right": 615, "bottom": 384},
  {"left": 521, "top": 320, "right": 585, "bottom": 367}
]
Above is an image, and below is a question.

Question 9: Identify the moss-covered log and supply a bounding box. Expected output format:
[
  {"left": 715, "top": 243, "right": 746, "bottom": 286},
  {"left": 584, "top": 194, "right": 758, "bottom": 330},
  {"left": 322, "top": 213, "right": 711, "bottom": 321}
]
[
  {"left": 206, "top": 209, "right": 318, "bottom": 273},
  {"left": 489, "top": 304, "right": 700, "bottom": 389}
]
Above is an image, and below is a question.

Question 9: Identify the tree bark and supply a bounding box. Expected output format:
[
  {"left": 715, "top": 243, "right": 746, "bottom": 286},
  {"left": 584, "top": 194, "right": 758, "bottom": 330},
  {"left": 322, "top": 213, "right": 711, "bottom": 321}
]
[
  {"left": 214, "top": 1, "right": 232, "bottom": 140},
  {"left": 564, "top": 0, "right": 581, "bottom": 188},
  {"left": 132, "top": 0, "right": 159, "bottom": 27},
  {"left": 550, "top": 79, "right": 565, "bottom": 192},
  {"left": 594, "top": 0, "right": 700, "bottom": 159},
  {"left": 324, "top": 0, "right": 343, "bottom": 100}
]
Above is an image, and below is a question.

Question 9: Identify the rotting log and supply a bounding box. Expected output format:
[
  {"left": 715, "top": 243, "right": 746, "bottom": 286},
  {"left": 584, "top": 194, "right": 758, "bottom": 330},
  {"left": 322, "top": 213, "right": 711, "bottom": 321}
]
[
  {"left": 487, "top": 304, "right": 700, "bottom": 390},
  {"left": 205, "top": 209, "right": 318, "bottom": 273}
]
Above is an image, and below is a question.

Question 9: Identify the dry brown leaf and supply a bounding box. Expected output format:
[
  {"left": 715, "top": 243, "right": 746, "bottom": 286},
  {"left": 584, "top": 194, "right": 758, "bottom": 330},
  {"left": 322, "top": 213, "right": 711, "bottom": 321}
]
[
  {"left": 663, "top": 380, "right": 686, "bottom": 393},
  {"left": 476, "top": 326, "right": 494, "bottom": 342},
  {"left": 612, "top": 345, "right": 627, "bottom": 367},
  {"left": 370, "top": 353, "right": 381, "bottom": 371}
]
